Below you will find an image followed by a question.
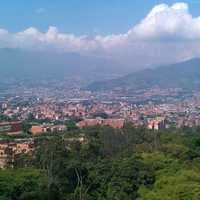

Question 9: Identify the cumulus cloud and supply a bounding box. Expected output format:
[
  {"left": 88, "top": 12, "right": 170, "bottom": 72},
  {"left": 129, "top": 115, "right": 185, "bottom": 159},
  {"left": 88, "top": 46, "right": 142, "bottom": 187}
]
[
  {"left": 131, "top": 2, "right": 200, "bottom": 40},
  {"left": 0, "top": 2, "right": 200, "bottom": 68}
]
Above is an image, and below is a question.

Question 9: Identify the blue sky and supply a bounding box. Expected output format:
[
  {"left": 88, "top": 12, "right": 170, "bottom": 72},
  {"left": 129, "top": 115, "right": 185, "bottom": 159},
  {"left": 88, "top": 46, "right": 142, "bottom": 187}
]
[
  {"left": 0, "top": 1, "right": 200, "bottom": 68},
  {"left": 0, "top": 0, "right": 199, "bottom": 34}
]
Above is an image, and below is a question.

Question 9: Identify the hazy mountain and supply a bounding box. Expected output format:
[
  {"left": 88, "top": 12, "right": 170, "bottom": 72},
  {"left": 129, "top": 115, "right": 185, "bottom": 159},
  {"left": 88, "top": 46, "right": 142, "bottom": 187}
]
[
  {"left": 87, "top": 58, "right": 200, "bottom": 91},
  {"left": 0, "top": 48, "right": 126, "bottom": 81}
]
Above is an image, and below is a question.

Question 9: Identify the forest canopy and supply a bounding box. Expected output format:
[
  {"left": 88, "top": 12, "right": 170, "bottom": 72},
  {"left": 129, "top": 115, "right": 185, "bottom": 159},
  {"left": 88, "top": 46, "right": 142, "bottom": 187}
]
[{"left": 1, "top": 125, "right": 200, "bottom": 200}]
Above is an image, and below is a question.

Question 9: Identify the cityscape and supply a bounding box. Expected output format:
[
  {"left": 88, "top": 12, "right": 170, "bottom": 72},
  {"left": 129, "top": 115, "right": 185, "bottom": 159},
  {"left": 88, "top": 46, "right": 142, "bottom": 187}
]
[
  {"left": 1, "top": 81, "right": 200, "bottom": 169},
  {"left": 1, "top": 84, "right": 200, "bottom": 134},
  {"left": 1, "top": 1, "right": 200, "bottom": 200}
]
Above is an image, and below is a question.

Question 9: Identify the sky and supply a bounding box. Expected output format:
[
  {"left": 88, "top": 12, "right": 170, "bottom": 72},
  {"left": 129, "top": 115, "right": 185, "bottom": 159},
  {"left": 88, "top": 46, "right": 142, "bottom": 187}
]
[
  {"left": 0, "top": 0, "right": 199, "bottom": 34},
  {"left": 0, "top": 0, "right": 200, "bottom": 68}
]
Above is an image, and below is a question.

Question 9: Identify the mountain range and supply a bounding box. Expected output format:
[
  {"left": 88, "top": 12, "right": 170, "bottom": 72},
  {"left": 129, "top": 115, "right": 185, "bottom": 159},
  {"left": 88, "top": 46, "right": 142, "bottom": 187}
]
[
  {"left": 87, "top": 58, "right": 200, "bottom": 91},
  {"left": 0, "top": 48, "right": 126, "bottom": 81},
  {"left": 1, "top": 48, "right": 200, "bottom": 92}
]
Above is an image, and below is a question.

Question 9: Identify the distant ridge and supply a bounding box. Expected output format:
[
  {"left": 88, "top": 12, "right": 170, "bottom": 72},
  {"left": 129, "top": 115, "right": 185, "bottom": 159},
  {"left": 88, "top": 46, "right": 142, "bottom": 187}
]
[
  {"left": 0, "top": 48, "right": 125, "bottom": 80},
  {"left": 87, "top": 58, "right": 200, "bottom": 91}
]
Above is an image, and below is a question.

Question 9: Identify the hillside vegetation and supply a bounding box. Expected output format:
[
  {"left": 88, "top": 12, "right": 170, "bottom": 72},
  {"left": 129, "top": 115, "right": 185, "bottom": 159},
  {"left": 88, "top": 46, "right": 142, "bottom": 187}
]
[{"left": 0, "top": 125, "right": 200, "bottom": 200}]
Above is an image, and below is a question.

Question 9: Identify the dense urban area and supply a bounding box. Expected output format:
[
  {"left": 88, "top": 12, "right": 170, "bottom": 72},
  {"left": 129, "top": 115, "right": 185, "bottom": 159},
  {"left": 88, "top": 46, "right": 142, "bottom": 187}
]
[
  {"left": 1, "top": 83, "right": 200, "bottom": 133},
  {"left": 0, "top": 82, "right": 200, "bottom": 199}
]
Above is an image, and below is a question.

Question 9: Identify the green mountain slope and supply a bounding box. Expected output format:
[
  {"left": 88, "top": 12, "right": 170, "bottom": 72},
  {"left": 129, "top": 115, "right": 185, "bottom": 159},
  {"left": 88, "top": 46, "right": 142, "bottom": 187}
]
[{"left": 87, "top": 58, "right": 200, "bottom": 91}]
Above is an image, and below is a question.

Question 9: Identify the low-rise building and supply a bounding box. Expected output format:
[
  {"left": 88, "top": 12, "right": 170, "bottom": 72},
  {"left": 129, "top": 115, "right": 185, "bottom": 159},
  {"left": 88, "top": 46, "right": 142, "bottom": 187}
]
[
  {"left": 147, "top": 117, "right": 166, "bottom": 130},
  {"left": 0, "top": 121, "right": 22, "bottom": 135},
  {"left": 0, "top": 139, "right": 34, "bottom": 168},
  {"left": 31, "top": 124, "right": 66, "bottom": 134},
  {"left": 76, "top": 118, "right": 125, "bottom": 129}
]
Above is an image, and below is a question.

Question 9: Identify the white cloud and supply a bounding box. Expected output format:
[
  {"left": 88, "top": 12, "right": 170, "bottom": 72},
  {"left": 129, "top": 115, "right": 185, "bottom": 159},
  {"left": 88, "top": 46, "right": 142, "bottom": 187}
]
[
  {"left": 131, "top": 2, "right": 200, "bottom": 40},
  {"left": 1, "top": 2, "right": 200, "bottom": 68}
]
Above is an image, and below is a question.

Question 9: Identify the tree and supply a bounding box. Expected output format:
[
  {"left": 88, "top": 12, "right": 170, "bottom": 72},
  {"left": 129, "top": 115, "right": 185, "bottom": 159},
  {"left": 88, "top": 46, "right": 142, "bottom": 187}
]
[
  {"left": 0, "top": 169, "right": 47, "bottom": 200},
  {"left": 34, "top": 136, "right": 69, "bottom": 200}
]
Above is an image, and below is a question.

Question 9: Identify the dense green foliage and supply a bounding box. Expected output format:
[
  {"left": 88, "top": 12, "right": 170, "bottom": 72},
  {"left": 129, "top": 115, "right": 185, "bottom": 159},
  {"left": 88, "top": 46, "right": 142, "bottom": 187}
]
[
  {"left": 1, "top": 125, "right": 200, "bottom": 199},
  {"left": 0, "top": 169, "right": 47, "bottom": 200}
]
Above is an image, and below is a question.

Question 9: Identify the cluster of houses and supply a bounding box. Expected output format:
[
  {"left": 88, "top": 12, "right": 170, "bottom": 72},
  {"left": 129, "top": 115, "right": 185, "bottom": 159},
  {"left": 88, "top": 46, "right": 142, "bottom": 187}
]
[
  {"left": 31, "top": 124, "right": 66, "bottom": 135},
  {"left": 0, "top": 121, "right": 22, "bottom": 135},
  {"left": 147, "top": 117, "right": 166, "bottom": 130},
  {"left": 0, "top": 138, "right": 34, "bottom": 168},
  {"left": 76, "top": 118, "right": 125, "bottom": 129},
  {"left": 0, "top": 116, "right": 167, "bottom": 137},
  {"left": 0, "top": 117, "right": 168, "bottom": 168}
]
